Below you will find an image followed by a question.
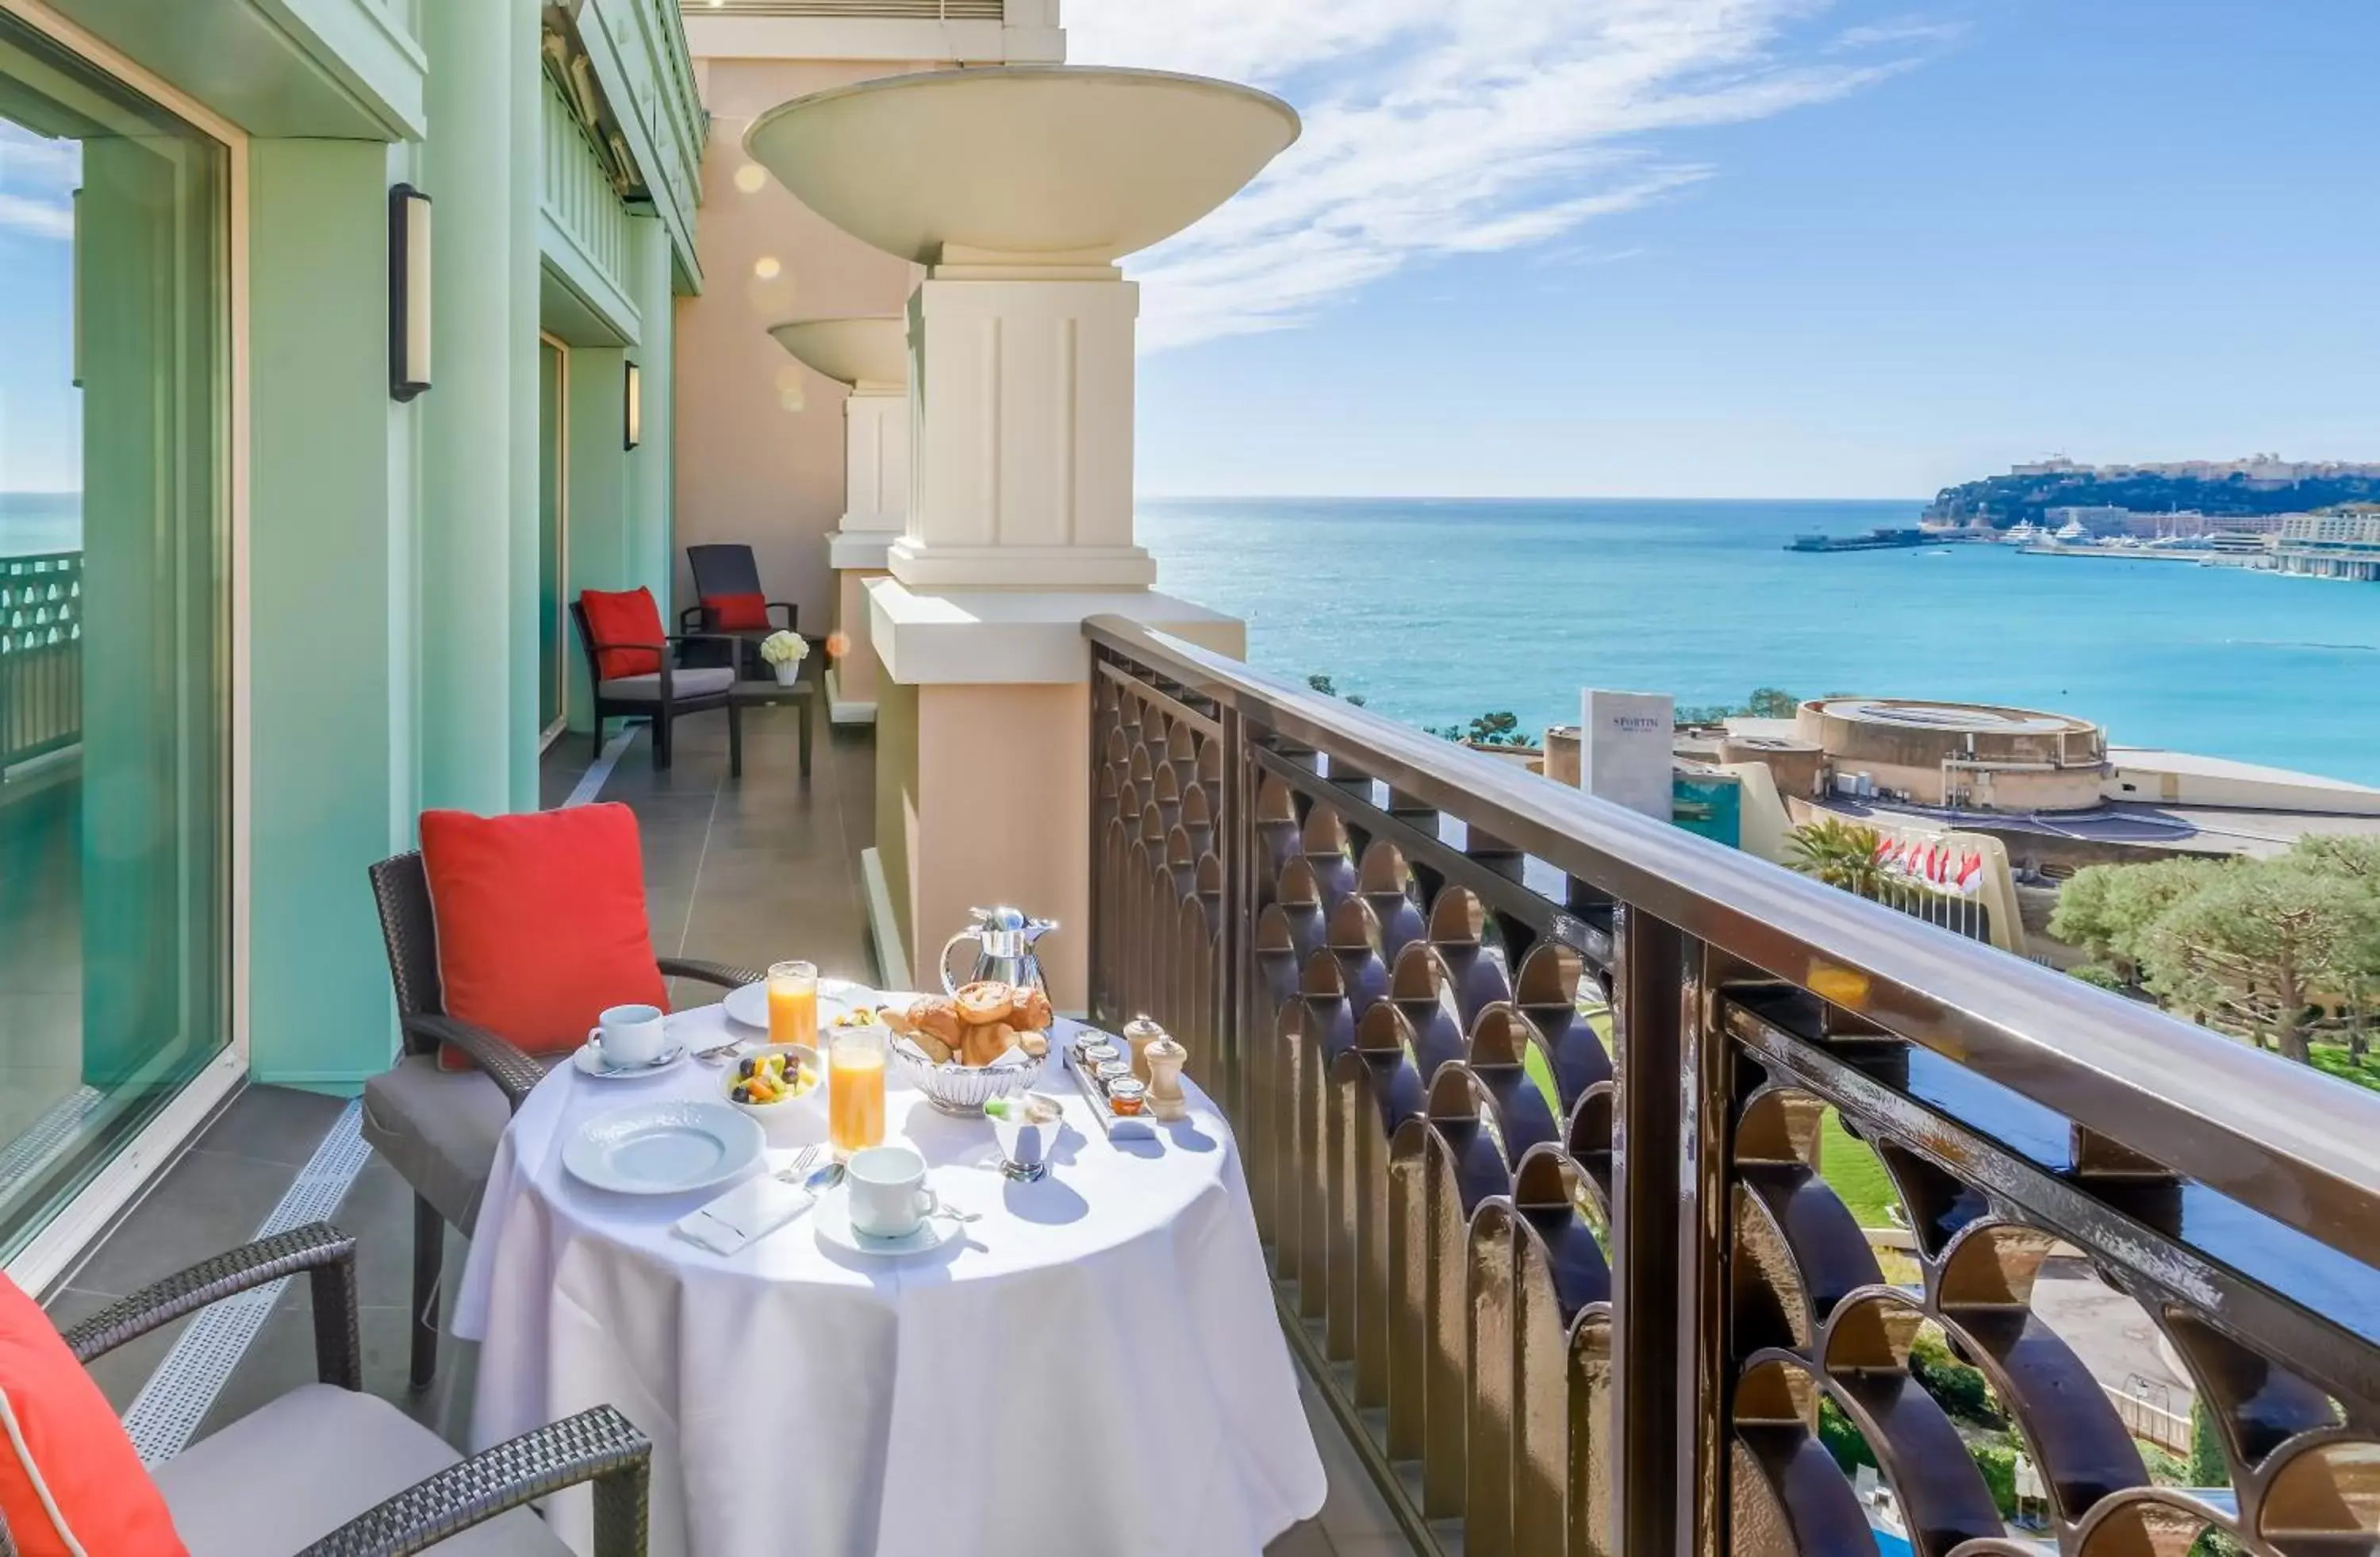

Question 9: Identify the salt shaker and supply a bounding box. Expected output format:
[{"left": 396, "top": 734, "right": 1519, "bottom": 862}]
[
  {"left": 1143, "top": 1030, "right": 1190, "bottom": 1122},
  {"left": 1123, "top": 1014, "right": 1166, "bottom": 1083}
]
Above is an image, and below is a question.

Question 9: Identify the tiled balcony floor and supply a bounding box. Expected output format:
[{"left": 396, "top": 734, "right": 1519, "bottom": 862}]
[{"left": 40, "top": 703, "right": 1404, "bottom": 1555}]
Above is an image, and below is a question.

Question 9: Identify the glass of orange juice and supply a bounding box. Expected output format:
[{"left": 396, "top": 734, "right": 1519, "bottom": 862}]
[
  {"left": 827, "top": 1025, "right": 887, "bottom": 1158},
  {"left": 766, "top": 960, "right": 819, "bottom": 1048}
]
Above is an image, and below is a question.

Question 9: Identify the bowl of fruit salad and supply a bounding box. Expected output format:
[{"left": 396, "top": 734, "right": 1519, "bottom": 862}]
[{"left": 721, "top": 1044, "right": 821, "bottom": 1128}]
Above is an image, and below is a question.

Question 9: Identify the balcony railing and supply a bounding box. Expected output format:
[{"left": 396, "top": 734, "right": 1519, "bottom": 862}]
[
  {"left": 1, "top": 552, "right": 81, "bottom": 770},
  {"left": 1084, "top": 614, "right": 2380, "bottom": 1557}
]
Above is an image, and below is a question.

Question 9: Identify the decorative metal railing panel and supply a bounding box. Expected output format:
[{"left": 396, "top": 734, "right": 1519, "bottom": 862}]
[
  {"left": 541, "top": 76, "right": 636, "bottom": 309},
  {"left": 1084, "top": 615, "right": 2380, "bottom": 1557},
  {"left": 0, "top": 552, "right": 81, "bottom": 769}
]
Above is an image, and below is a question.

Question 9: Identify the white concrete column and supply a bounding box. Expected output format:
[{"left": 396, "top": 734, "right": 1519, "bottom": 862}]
[
  {"left": 890, "top": 268, "right": 1150, "bottom": 590},
  {"left": 832, "top": 386, "right": 910, "bottom": 561},
  {"left": 744, "top": 68, "right": 1299, "bottom": 1002},
  {"left": 771, "top": 317, "right": 912, "bottom": 724},
  {"left": 824, "top": 389, "right": 907, "bottom": 724}
]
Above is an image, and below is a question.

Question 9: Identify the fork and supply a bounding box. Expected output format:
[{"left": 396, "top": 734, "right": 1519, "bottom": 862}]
[{"left": 774, "top": 1145, "right": 822, "bottom": 1186}]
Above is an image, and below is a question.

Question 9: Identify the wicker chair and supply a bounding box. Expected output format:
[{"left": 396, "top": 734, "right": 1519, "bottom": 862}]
[
  {"left": 676, "top": 544, "right": 797, "bottom": 677},
  {"left": 359, "top": 851, "right": 761, "bottom": 1393},
  {"left": 570, "top": 600, "right": 741, "bottom": 772},
  {"left": 16, "top": 1222, "right": 650, "bottom": 1555}
]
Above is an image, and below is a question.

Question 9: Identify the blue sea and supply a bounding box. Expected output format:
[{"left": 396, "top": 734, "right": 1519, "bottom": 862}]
[
  {"left": 1141, "top": 498, "right": 2380, "bottom": 790},
  {"left": 0, "top": 493, "right": 79, "bottom": 556}
]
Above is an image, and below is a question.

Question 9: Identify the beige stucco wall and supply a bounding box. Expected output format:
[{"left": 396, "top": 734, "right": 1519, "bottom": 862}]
[
  {"left": 674, "top": 58, "right": 927, "bottom": 634},
  {"left": 871, "top": 682, "right": 1091, "bottom": 1008},
  {"left": 875, "top": 675, "right": 920, "bottom": 968},
  {"left": 834, "top": 567, "right": 884, "bottom": 705}
]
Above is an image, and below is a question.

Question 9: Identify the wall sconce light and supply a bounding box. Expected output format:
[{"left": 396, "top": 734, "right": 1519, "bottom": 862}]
[
  {"left": 389, "top": 183, "right": 432, "bottom": 402},
  {"left": 624, "top": 361, "right": 643, "bottom": 450}
]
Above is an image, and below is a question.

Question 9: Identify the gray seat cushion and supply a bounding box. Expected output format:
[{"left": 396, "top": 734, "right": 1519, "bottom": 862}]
[
  {"left": 600, "top": 666, "right": 733, "bottom": 701},
  {"left": 155, "top": 1383, "right": 574, "bottom": 1556},
  {"left": 361, "top": 1054, "right": 525, "bottom": 1234}
]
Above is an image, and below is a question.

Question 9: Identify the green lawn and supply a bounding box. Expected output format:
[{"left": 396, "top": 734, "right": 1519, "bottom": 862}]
[
  {"left": 1539, "top": 1004, "right": 1898, "bottom": 1232},
  {"left": 2310, "top": 1042, "right": 2380, "bottom": 1092},
  {"left": 1818, "top": 1108, "right": 1901, "bottom": 1229}
]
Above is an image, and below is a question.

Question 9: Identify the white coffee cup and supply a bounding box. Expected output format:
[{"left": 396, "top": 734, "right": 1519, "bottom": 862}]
[
  {"left": 846, "top": 1145, "right": 938, "bottom": 1240},
  {"left": 593, "top": 1003, "right": 668, "bottom": 1069}
]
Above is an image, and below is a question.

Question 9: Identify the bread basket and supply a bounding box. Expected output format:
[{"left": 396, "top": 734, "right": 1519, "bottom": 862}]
[{"left": 889, "top": 1036, "right": 1042, "bottom": 1117}]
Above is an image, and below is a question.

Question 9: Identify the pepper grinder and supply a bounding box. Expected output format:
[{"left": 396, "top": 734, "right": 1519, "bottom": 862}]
[
  {"left": 1143, "top": 1029, "right": 1190, "bottom": 1122},
  {"left": 1123, "top": 1014, "right": 1166, "bottom": 1083}
]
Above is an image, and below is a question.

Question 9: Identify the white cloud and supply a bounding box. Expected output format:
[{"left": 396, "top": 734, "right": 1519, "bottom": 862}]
[
  {"left": 0, "top": 121, "right": 76, "bottom": 241},
  {"left": 0, "top": 194, "right": 72, "bottom": 241},
  {"left": 1063, "top": 0, "right": 1948, "bottom": 348}
]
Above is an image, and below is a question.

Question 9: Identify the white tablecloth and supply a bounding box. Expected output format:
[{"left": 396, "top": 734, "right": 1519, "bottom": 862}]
[{"left": 452, "top": 1001, "right": 1324, "bottom": 1557}]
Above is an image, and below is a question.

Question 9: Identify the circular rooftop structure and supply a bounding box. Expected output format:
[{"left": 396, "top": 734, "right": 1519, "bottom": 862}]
[
  {"left": 1797, "top": 698, "right": 2108, "bottom": 813},
  {"left": 1803, "top": 698, "right": 2097, "bottom": 738}
]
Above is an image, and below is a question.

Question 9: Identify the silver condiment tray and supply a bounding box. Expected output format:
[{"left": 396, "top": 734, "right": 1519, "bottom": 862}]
[{"left": 1061, "top": 1035, "right": 1157, "bottom": 1141}]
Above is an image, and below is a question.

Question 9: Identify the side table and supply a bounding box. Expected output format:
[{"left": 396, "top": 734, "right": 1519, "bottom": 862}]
[{"left": 728, "top": 678, "right": 815, "bottom": 779}]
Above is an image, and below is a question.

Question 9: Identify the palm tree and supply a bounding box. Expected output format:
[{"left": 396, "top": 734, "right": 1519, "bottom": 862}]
[{"left": 1786, "top": 818, "right": 1888, "bottom": 901}]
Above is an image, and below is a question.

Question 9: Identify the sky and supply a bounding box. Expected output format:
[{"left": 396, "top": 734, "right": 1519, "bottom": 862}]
[
  {"left": 5, "top": 5, "right": 2374, "bottom": 500},
  {"left": 0, "top": 118, "right": 78, "bottom": 495},
  {"left": 1067, "top": 0, "right": 2380, "bottom": 499}
]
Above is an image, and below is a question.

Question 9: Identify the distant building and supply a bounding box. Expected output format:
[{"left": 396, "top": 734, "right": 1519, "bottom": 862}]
[
  {"left": 2271, "top": 512, "right": 2380, "bottom": 581},
  {"left": 2010, "top": 455, "right": 2380, "bottom": 483},
  {"left": 1794, "top": 698, "right": 2109, "bottom": 813}
]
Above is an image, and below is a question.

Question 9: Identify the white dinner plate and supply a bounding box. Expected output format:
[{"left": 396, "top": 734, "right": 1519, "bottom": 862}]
[
  {"left": 562, "top": 1101, "right": 766, "bottom": 1197},
  {"left": 812, "top": 1189, "right": 959, "bottom": 1258},
  {"left": 721, "top": 978, "right": 869, "bottom": 1032},
  {"left": 573, "top": 1040, "right": 688, "bottom": 1081}
]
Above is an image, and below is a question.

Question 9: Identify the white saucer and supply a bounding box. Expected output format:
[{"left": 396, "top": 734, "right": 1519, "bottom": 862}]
[
  {"left": 574, "top": 1040, "right": 688, "bottom": 1080},
  {"left": 812, "top": 1190, "right": 959, "bottom": 1257}
]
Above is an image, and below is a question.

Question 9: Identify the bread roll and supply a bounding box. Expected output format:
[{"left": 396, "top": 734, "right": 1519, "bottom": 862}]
[
  {"left": 954, "top": 981, "right": 1016, "bottom": 1027},
  {"left": 1012, "top": 986, "right": 1053, "bottom": 1032},
  {"left": 962, "top": 1021, "right": 1015, "bottom": 1068}
]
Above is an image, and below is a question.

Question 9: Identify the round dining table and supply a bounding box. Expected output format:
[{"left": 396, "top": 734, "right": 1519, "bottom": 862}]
[{"left": 451, "top": 994, "right": 1326, "bottom": 1557}]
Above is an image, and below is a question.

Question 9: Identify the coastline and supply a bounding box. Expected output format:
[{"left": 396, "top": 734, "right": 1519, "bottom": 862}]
[{"left": 1142, "top": 496, "right": 2380, "bottom": 790}]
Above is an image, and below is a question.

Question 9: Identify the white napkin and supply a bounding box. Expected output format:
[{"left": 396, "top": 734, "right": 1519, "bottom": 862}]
[{"left": 674, "top": 1171, "right": 816, "bottom": 1255}]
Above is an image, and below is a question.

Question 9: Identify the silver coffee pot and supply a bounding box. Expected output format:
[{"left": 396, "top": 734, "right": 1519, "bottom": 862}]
[{"left": 939, "top": 905, "right": 1058, "bottom": 997}]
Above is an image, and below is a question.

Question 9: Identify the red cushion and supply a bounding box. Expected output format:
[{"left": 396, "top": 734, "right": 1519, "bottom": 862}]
[
  {"left": 704, "top": 592, "right": 771, "bottom": 632},
  {"left": 581, "top": 588, "right": 665, "bottom": 680},
  {"left": 420, "top": 805, "right": 668, "bottom": 1072},
  {"left": 0, "top": 1275, "right": 187, "bottom": 1556}
]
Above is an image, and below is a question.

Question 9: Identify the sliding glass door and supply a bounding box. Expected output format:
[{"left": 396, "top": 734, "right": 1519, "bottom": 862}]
[
  {"left": 0, "top": 13, "right": 228, "bottom": 1261},
  {"left": 539, "top": 336, "right": 567, "bottom": 740}
]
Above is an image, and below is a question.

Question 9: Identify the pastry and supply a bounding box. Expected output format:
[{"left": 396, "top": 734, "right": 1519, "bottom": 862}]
[
  {"left": 1018, "top": 1031, "right": 1049, "bottom": 1059},
  {"left": 914, "top": 1032, "right": 953, "bottom": 1066},
  {"left": 962, "top": 1021, "right": 1015, "bottom": 1068},
  {"left": 1012, "top": 986, "right": 1053, "bottom": 1032},
  {"left": 907, "top": 996, "right": 963, "bottom": 1047},
  {"left": 954, "top": 981, "right": 1015, "bottom": 1027}
]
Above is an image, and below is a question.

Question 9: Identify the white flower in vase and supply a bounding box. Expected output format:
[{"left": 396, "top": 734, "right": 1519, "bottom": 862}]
[{"left": 760, "top": 631, "right": 809, "bottom": 685}]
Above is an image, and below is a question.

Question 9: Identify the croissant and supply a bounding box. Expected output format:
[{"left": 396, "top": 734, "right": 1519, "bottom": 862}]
[
  {"left": 907, "top": 996, "right": 963, "bottom": 1048},
  {"left": 1011, "top": 986, "right": 1053, "bottom": 1032}
]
